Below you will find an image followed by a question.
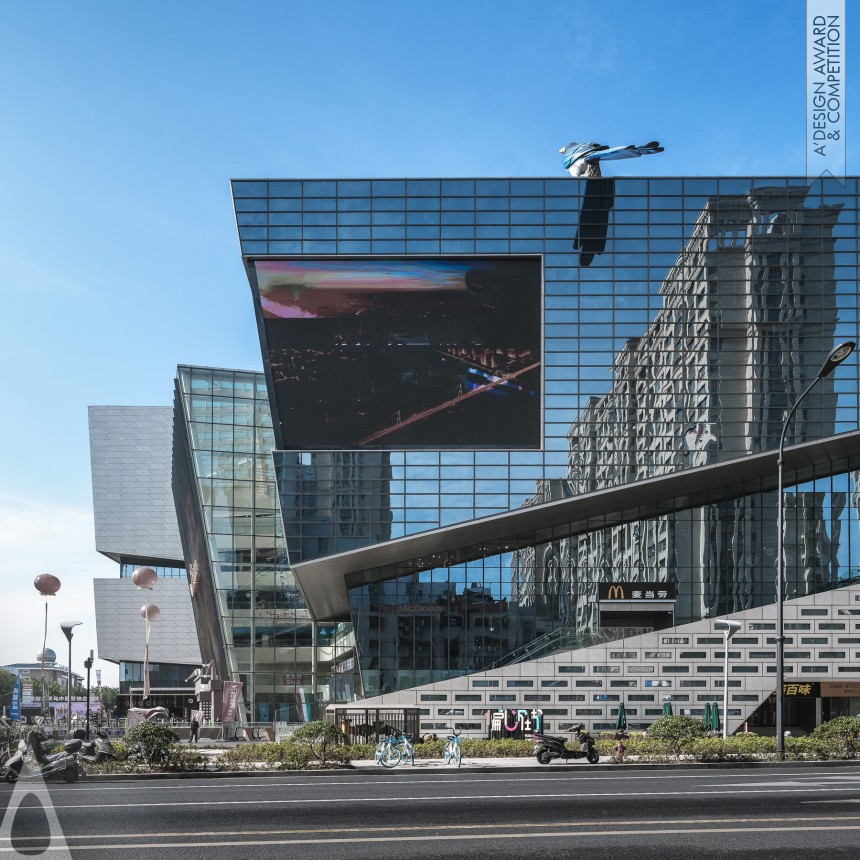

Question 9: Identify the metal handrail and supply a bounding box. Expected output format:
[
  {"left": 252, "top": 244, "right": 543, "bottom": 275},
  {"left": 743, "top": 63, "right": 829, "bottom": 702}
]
[{"left": 484, "top": 625, "right": 652, "bottom": 671}]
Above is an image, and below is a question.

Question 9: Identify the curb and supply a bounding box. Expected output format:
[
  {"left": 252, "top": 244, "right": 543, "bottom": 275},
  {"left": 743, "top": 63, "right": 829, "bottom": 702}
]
[{"left": 73, "top": 757, "right": 860, "bottom": 781}]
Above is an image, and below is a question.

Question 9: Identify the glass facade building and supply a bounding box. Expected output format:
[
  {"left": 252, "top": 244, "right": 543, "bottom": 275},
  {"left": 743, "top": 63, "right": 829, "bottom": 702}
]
[
  {"left": 171, "top": 366, "right": 356, "bottom": 722},
  {"left": 170, "top": 175, "right": 860, "bottom": 728}
]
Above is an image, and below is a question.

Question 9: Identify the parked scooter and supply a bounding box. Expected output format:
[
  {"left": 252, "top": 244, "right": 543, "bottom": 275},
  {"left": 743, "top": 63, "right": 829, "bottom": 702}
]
[
  {"left": 122, "top": 740, "right": 171, "bottom": 767},
  {"left": 3, "top": 729, "right": 87, "bottom": 784},
  {"left": 0, "top": 717, "right": 16, "bottom": 770},
  {"left": 533, "top": 722, "right": 599, "bottom": 765},
  {"left": 68, "top": 728, "right": 117, "bottom": 766}
]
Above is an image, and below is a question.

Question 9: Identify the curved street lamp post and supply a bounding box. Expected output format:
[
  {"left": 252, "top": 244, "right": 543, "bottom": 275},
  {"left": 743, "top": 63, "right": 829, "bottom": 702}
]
[
  {"left": 60, "top": 622, "right": 82, "bottom": 735},
  {"left": 715, "top": 619, "right": 742, "bottom": 739},
  {"left": 776, "top": 341, "right": 856, "bottom": 759}
]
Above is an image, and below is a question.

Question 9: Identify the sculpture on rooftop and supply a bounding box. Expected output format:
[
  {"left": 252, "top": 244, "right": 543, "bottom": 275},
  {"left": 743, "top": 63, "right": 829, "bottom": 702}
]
[
  {"left": 559, "top": 140, "right": 664, "bottom": 178},
  {"left": 560, "top": 139, "right": 664, "bottom": 266}
]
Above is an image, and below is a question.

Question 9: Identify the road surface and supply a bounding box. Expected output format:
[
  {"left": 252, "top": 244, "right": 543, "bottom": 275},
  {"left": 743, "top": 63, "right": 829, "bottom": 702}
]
[{"left": 3, "top": 764, "right": 860, "bottom": 858}]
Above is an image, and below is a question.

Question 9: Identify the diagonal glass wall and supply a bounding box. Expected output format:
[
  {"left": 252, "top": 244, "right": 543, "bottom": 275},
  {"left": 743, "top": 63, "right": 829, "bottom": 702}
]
[{"left": 172, "top": 366, "right": 357, "bottom": 721}]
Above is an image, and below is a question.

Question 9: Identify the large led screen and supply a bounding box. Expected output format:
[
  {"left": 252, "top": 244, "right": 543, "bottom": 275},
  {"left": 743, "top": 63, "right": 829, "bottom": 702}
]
[{"left": 254, "top": 258, "right": 542, "bottom": 449}]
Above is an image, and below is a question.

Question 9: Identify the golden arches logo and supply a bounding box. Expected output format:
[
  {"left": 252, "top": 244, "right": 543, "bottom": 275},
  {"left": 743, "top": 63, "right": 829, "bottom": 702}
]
[{"left": 607, "top": 585, "right": 625, "bottom": 600}]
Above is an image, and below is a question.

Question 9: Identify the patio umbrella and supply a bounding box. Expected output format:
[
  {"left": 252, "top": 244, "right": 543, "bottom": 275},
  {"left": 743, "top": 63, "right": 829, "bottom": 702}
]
[
  {"left": 702, "top": 702, "right": 712, "bottom": 729},
  {"left": 615, "top": 702, "right": 628, "bottom": 732},
  {"left": 661, "top": 699, "right": 673, "bottom": 717},
  {"left": 711, "top": 701, "right": 721, "bottom": 734}
]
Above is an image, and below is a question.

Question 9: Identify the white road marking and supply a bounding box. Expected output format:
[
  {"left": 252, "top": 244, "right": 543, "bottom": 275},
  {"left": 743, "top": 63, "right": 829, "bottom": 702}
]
[
  {"left": 4, "top": 768, "right": 860, "bottom": 794},
  {"left": 15, "top": 785, "right": 860, "bottom": 810},
  {"left": 4, "top": 823, "right": 860, "bottom": 852},
  {"left": 4, "top": 814, "right": 860, "bottom": 842},
  {"left": 805, "top": 800, "right": 860, "bottom": 804},
  {"left": 722, "top": 777, "right": 860, "bottom": 788}
]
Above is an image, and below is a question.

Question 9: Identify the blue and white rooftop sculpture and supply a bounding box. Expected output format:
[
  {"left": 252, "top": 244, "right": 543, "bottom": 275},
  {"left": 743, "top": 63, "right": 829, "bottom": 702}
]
[{"left": 559, "top": 140, "right": 664, "bottom": 177}]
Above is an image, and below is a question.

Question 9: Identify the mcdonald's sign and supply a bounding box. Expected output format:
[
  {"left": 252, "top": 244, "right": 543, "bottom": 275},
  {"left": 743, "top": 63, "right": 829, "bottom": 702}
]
[{"left": 598, "top": 582, "right": 676, "bottom": 601}]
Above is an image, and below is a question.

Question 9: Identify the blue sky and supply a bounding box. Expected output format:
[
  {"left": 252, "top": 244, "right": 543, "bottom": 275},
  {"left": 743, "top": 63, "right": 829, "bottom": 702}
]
[{"left": 0, "top": 0, "right": 853, "bottom": 685}]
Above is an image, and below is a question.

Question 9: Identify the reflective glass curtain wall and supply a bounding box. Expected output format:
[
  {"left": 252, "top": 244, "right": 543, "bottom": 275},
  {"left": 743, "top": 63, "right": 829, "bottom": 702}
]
[
  {"left": 173, "top": 366, "right": 356, "bottom": 721},
  {"left": 119, "top": 562, "right": 186, "bottom": 579},
  {"left": 233, "top": 177, "right": 860, "bottom": 699}
]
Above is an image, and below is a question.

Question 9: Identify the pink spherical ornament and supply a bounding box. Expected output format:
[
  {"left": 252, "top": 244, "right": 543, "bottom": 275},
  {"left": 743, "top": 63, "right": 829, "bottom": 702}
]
[
  {"left": 140, "top": 604, "right": 161, "bottom": 622},
  {"left": 131, "top": 566, "right": 158, "bottom": 590},
  {"left": 34, "top": 574, "right": 61, "bottom": 596}
]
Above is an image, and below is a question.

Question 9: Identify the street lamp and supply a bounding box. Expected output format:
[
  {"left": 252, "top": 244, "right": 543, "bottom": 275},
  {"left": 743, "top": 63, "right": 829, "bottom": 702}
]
[
  {"left": 715, "top": 619, "right": 742, "bottom": 739},
  {"left": 776, "top": 341, "right": 856, "bottom": 758},
  {"left": 60, "top": 621, "right": 82, "bottom": 735},
  {"left": 34, "top": 574, "right": 61, "bottom": 719},
  {"left": 84, "top": 650, "right": 94, "bottom": 740}
]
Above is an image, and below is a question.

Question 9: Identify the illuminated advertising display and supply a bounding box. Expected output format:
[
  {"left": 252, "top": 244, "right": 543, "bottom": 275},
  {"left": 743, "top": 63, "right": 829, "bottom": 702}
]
[{"left": 253, "top": 258, "right": 542, "bottom": 448}]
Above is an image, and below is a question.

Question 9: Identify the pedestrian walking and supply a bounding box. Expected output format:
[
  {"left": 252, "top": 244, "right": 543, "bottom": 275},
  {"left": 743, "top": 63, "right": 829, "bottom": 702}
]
[
  {"left": 190, "top": 717, "right": 200, "bottom": 744},
  {"left": 613, "top": 730, "right": 627, "bottom": 763}
]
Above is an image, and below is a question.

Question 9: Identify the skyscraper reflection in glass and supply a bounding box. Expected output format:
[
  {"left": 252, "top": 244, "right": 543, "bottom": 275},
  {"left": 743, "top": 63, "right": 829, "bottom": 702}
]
[{"left": 214, "top": 176, "right": 860, "bottom": 718}]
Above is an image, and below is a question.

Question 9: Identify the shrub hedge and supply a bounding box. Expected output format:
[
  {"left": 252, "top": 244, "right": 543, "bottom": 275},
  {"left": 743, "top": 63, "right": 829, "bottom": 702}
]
[
  {"left": 122, "top": 720, "right": 180, "bottom": 766},
  {"left": 214, "top": 730, "right": 860, "bottom": 768},
  {"left": 82, "top": 716, "right": 860, "bottom": 771},
  {"left": 220, "top": 741, "right": 316, "bottom": 769}
]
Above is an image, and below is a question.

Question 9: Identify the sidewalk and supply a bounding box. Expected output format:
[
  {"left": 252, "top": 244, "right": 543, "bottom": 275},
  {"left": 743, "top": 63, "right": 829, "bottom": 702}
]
[
  {"left": 346, "top": 755, "right": 860, "bottom": 772},
  {"left": 350, "top": 756, "right": 592, "bottom": 771}
]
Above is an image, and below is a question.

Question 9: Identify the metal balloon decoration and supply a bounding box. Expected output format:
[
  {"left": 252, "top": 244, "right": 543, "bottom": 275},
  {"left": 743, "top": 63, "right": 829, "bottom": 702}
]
[
  {"left": 131, "top": 566, "right": 158, "bottom": 590},
  {"left": 34, "top": 574, "right": 61, "bottom": 596},
  {"left": 132, "top": 567, "right": 159, "bottom": 701},
  {"left": 140, "top": 604, "right": 161, "bottom": 622},
  {"left": 34, "top": 574, "right": 61, "bottom": 718}
]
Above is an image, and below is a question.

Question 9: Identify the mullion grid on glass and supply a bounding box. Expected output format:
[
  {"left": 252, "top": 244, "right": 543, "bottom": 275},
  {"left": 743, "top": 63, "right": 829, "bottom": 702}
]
[{"left": 242, "top": 178, "right": 860, "bottom": 702}]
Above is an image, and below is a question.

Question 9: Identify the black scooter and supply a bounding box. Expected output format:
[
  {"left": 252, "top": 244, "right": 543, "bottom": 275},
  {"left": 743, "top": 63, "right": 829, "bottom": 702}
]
[
  {"left": 68, "top": 728, "right": 117, "bottom": 765},
  {"left": 533, "top": 723, "right": 599, "bottom": 765},
  {"left": 4, "top": 729, "right": 86, "bottom": 784}
]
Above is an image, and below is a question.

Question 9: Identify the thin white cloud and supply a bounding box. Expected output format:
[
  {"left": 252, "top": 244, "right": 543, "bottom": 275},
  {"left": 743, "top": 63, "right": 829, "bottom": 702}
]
[
  {"left": 0, "top": 246, "right": 82, "bottom": 297},
  {"left": 555, "top": 19, "right": 620, "bottom": 76},
  {"left": 0, "top": 494, "right": 120, "bottom": 686}
]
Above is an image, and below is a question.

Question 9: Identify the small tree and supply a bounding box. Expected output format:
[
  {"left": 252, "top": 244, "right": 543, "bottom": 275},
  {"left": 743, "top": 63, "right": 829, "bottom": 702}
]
[
  {"left": 32, "top": 679, "right": 89, "bottom": 699},
  {"left": 0, "top": 669, "right": 16, "bottom": 712},
  {"left": 288, "top": 721, "right": 345, "bottom": 766},
  {"left": 99, "top": 687, "right": 119, "bottom": 712},
  {"left": 646, "top": 715, "right": 708, "bottom": 758},
  {"left": 123, "top": 720, "right": 179, "bottom": 767},
  {"left": 812, "top": 716, "right": 860, "bottom": 758}
]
